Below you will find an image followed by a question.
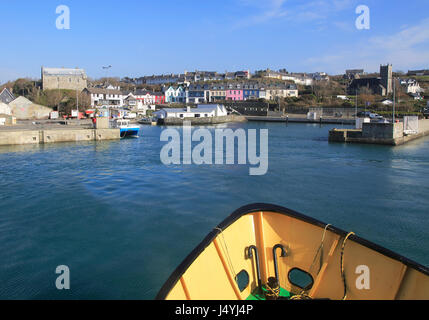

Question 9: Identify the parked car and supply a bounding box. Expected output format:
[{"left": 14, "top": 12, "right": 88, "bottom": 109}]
[
  {"left": 357, "top": 111, "right": 382, "bottom": 119},
  {"left": 369, "top": 113, "right": 383, "bottom": 120}
]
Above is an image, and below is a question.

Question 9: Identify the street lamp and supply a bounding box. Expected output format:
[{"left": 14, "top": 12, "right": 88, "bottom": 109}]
[
  {"left": 102, "top": 65, "right": 112, "bottom": 83},
  {"left": 102, "top": 65, "right": 112, "bottom": 118}
]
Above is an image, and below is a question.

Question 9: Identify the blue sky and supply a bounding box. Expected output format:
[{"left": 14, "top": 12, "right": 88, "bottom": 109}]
[{"left": 0, "top": 0, "right": 428, "bottom": 83}]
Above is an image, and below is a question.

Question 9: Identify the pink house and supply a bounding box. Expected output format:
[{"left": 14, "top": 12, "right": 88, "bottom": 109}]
[{"left": 226, "top": 85, "right": 244, "bottom": 101}]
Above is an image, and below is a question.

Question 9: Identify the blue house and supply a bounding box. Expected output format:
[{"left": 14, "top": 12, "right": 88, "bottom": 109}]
[{"left": 243, "top": 83, "right": 260, "bottom": 100}]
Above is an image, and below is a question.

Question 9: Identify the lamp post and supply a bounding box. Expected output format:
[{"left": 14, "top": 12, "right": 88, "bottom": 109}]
[
  {"left": 102, "top": 65, "right": 112, "bottom": 118},
  {"left": 102, "top": 65, "right": 112, "bottom": 84}
]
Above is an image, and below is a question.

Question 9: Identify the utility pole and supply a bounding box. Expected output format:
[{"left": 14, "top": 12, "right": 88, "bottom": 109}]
[
  {"left": 102, "top": 65, "right": 112, "bottom": 118},
  {"left": 76, "top": 88, "right": 79, "bottom": 123},
  {"left": 355, "top": 89, "right": 358, "bottom": 121},
  {"left": 393, "top": 78, "right": 396, "bottom": 123}
]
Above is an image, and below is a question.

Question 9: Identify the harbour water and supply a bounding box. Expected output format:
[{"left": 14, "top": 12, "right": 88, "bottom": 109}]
[{"left": 0, "top": 122, "right": 428, "bottom": 299}]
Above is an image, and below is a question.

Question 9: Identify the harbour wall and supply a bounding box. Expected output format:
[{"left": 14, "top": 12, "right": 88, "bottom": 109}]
[
  {"left": 246, "top": 116, "right": 355, "bottom": 125},
  {"left": 160, "top": 115, "right": 247, "bottom": 126},
  {"left": 0, "top": 128, "right": 120, "bottom": 146},
  {"left": 329, "top": 119, "right": 429, "bottom": 146}
]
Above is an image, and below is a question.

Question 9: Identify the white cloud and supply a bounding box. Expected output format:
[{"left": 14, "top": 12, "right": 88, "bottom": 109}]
[
  {"left": 233, "top": 0, "right": 289, "bottom": 28},
  {"left": 233, "top": 0, "right": 357, "bottom": 29},
  {"left": 304, "top": 18, "right": 429, "bottom": 74}
]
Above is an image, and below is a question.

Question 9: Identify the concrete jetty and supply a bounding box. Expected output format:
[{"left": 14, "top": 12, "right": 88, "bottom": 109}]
[
  {"left": 329, "top": 119, "right": 429, "bottom": 146},
  {"left": 0, "top": 118, "right": 120, "bottom": 146}
]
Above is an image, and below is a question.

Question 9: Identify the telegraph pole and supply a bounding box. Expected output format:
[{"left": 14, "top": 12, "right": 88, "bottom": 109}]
[
  {"left": 76, "top": 88, "right": 79, "bottom": 123},
  {"left": 393, "top": 78, "right": 396, "bottom": 123}
]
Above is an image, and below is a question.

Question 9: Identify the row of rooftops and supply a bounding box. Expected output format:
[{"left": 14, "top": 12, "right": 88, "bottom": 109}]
[
  {"left": 40, "top": 66, "right": 429, "bottom": 86},
  {"left": 40, "top": 67, "right": 323, "bottom": 87},
  {"left": 84, "top": 87, "right": 165, "bottom": 97},
  {"left": 172, "top": 82, "right": 298, "bottom": 91},
  {"left": 135, "top": 70, "right": 250, "bottom": 82},
  {"left": 407, "top": 70, "right": 429, "bottom": 76},
  {"left": 84, "top": 81, "right": 298, "bottom": 96}
]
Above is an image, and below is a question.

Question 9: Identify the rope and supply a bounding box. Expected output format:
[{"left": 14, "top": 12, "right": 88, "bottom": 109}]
[
  {"left": 291, "top": 224, "right": 331, "bottom": 300},
  {"left": 264, "top": 282, "right": 280, "bottom": 300},
  {"left": 290, "top": 293, "right": 312, "bottom": 300},
  {"left": 340, "top": 232, "right": 355, "bottom": 300},
  {"left": 214, "top": 227, "right": 237, "bottom": 281},
  {"left": 308, "top": 224, "right": 331, "bottom": 276}
]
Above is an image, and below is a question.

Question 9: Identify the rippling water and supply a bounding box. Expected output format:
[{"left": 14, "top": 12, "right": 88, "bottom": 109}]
[{"left": 0, "top": 122, "right": 428, "bottom": 299}]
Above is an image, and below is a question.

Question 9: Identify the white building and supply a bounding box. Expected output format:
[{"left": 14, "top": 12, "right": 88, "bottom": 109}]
[
  {"left": 282, "top": 75, "right": 314, "bottom": 86},
  {"left": 154, "top": 104, "right": 228, "bottom": 119},
  {"left": 337, "top": 95, "right": 349, "bottom": 101},
  {"left": 0, "top": 102, "right": 11, "bottom": 115},
  {"left": 165, "top": 86, "right": 186, "bottom": 103},
  {"left": 400, "top": 79, "right": 424, "bottom": 94},
  {"left": 123, "top": 94, "right": 155, "bottom": 115},
  {"left": 83, "top": 88, "right": 125, "bottom": 108}
]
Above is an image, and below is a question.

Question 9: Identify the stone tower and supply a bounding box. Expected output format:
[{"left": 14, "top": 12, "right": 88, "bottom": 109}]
[{"left": 380, "top": 64, "right": 393, "bottom": 95}]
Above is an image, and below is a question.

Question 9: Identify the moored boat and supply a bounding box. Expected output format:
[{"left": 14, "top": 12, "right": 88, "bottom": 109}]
[
  {"left": 138, "top": 117, "right": 158, "bottom": 126},
  {"left": 157, "top": 203, "right": 429, "bottom": 300},
  {"left": 113, "top": 119, "right": 140, "bottom": 138}
]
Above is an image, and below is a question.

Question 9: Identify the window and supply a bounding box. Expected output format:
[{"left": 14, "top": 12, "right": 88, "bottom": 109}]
[
  {"left": 288, "top": 268, "right": 314, "bottom": 290},
  {"left": 235, "top": 270, "right": 250, "bottom": 292}
]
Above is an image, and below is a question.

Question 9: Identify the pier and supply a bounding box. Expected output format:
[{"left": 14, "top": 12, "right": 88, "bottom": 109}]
[
  {"left": 329, "top": 119, "right": 429, "bottom": 146},
  {"left": 0, "top": 118, "right": 120, "bottom": 146}
]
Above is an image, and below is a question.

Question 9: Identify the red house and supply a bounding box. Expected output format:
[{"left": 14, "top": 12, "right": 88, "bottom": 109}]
[{"left": 153, "top": 92, "right": 165, "bottom": 105}]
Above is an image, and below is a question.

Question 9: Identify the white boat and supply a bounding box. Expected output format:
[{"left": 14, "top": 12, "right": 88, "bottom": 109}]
[{"left": 112, "top": 119, "right": 140, "bottom": 138}]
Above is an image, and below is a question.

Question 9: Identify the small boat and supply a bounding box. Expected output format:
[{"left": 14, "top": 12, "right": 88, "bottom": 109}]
[
  {"left": 138, "top": 117, "right": 151, "bottom": 125},
  {"left": 157, "top": 203, "right": 429, "bottom": 300},
  {"left": 138, "top": 117, "right": 158, "bottom": 126},
  {"left": 113, "top": 119, "right": 140, "bottom": 138}
]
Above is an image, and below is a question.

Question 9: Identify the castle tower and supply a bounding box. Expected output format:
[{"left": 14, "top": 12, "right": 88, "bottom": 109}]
[{"left": 380, "top": 64, "right": 393, "bottom": 95}]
